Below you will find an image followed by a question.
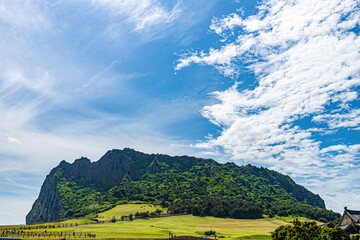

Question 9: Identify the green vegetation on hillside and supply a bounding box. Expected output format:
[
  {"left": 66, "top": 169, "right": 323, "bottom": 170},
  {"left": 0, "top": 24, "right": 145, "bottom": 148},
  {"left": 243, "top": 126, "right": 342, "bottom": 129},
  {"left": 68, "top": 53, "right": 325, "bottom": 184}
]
[
  {"left": 98, "top": 203, "right": 165, "bottom": 220},
  {"left": 57, "top": 179, "right": 110, "bottom": 218},
  {"left": 56, "top": 160, "right": 339, "bottom": 222},
  {"left": 29, "top": 149, "right": 340, "bottom": 224}
]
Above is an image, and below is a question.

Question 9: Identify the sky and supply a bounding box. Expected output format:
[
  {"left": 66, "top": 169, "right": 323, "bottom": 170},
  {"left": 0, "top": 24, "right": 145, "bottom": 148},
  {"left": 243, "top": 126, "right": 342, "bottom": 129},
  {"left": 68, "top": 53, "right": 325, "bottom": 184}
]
[{"left": 0, "top": 0, "right": 359, "bottom": 225}]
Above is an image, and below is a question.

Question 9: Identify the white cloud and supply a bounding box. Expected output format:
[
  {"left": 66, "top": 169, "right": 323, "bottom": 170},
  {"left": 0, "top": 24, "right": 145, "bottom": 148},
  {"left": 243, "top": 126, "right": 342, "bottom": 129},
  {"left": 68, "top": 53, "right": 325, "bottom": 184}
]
[
  {"left": 313, "top": 109, "right": 360, "bottom": 129},
  {"left": 178, "top": 0, "right": 360, "bottom": 212},
  {"left": 5, "top": 178, "right": 38, "bottom": 190},
  {"left": 0, "top": 69, "right": 56, "bottom": 101},
  {"left": 0, "top": 0, "right": 49, "bottom": 30},
  {"left": 92, "top": 0, "right": 181, "bottom": 33},
  {"left": 0, "top": 0, "right": 201, "bottom": 175},
  {"left": 0, "top": 0, "right": 204, "bottom": 224},
  {"left": 7, "top": 137, "right": 20, "bottom": 144}
]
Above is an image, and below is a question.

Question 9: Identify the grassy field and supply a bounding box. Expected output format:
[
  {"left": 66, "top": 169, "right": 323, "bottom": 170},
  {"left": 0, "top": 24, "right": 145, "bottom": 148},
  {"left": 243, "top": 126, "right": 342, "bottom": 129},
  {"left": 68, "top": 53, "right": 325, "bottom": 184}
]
[
  {"left": 0, "top": 204, "right": 309, "bottom": 240},
  {"left": 0, "top": 215, "right": 290, "bottom": 239},
  {"left": 97, "top": 203, "right": 166, "bottom": 220},
  {"left": 80, "top": 215, "right": 283, "bottom": 239}
]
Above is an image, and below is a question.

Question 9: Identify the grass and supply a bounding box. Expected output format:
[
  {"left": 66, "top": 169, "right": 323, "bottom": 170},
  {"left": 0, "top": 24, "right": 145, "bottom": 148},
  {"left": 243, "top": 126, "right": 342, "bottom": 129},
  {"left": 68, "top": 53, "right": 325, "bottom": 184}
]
[
  {"left": 0, "top": 218, "right": 95, "bottom": 229},
  {"left": 97, "top": 203, "right": 166, "bottom": 220},
  {"left": 237, "top": 235, "right": 273, "bottom": 240},
  {"left": 0, "top": 215, "right": 287, "bottom": 239},
  {"left": 104, "top": 215, "right": 278, "bottom": 239},
  {"left": 0, "top": 203, "right": 311, "bottom": 240}
]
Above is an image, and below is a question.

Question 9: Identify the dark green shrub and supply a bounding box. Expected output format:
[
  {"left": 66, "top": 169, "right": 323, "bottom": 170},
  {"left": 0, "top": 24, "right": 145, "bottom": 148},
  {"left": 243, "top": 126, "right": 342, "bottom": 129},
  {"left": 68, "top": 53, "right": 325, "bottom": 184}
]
[
  {"left": 351, "top": 234, "right": 360, "bottom": 240},
  {"left": 204, "top": 230, "right": 216, "bottom": 236}
]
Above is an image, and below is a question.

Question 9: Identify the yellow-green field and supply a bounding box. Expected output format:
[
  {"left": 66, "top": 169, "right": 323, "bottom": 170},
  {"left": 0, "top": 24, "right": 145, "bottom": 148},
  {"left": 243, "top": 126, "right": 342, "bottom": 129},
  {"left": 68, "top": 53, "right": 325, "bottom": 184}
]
[
  {"left": 98, "top": 203, "right": 166, "bottom": 220},
  {"left": 78, "top": 215, "right": 288, "bottom": 239},
  {"left": 0, "top": 204, "right": 310, "bottom": 240}
]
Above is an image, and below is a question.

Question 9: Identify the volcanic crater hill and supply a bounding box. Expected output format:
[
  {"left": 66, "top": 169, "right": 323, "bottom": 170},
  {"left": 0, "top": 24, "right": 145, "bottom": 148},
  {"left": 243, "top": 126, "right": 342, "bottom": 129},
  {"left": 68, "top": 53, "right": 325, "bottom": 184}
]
[{"left": 26, "top": 148, "right": 339, "bottom": 224}]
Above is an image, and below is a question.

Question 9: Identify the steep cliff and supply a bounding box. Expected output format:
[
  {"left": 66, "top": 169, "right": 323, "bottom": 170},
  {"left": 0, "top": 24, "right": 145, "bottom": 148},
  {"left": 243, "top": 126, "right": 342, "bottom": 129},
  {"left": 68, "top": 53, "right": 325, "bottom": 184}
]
[
  {"left": 27, "top": 148, "right": 336, "bottom": 224},
  {"left": 27, "top": 148, "right": 152, "bottom": 224},
  {"left": 26, "top": 167, "right": 61, "bottom": 224}
]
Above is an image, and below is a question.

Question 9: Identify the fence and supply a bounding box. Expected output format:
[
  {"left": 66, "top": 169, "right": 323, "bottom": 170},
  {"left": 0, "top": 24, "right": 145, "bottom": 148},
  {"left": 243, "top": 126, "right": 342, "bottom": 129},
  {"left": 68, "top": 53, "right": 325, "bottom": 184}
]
[{"left": 0, "top": 231, "right": 95, "bottom": 239}]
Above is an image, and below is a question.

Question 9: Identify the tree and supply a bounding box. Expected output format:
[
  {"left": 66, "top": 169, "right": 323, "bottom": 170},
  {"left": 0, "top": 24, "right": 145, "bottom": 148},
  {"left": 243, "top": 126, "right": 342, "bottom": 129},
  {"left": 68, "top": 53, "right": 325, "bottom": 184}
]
[
  {"left": 204, "top": 230, "right": 216, "bottom": 236},
  {"left": 268, "top": 211, "right": 275, "bottom": 218},
  {"left": 271, "top": 219, "right": 343, "bottom": 240},
  {"left": 350, "top": 234, "right": 360, "bottom": 240}
]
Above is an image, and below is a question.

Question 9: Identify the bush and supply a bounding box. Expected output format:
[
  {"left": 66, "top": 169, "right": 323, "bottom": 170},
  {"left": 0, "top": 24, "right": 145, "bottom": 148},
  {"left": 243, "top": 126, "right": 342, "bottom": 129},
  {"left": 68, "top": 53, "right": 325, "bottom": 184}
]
[
  {"left": 351, "top": 234, "right": 360, "bottom": 240},
  {"left": 320, "top": 226, "right": 343, "bottom": 240},
  {"left": 204, "top": 230, "right": 216, "bottom": 236},
  {"left": 271, "top": 219, "right": 343, "bottom": 240},
  {"left": 268, "top": 211, "right": 275, "bottom": 218},
  {"left": 111, "top": 216, "right": 116, "bottom": 223}
]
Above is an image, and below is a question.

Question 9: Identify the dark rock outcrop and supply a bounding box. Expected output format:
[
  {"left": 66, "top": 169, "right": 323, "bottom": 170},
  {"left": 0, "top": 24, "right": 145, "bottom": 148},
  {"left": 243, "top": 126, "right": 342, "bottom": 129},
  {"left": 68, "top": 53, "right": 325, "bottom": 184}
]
[
  {"left": 58, "top": 149, "right": 154, "bottom": 189},
  {"left": 146, "top": 157, "right": 160, "bottom": 174},
  {"left": 26, "top": 169, "right": 61, "bottom": 224}
]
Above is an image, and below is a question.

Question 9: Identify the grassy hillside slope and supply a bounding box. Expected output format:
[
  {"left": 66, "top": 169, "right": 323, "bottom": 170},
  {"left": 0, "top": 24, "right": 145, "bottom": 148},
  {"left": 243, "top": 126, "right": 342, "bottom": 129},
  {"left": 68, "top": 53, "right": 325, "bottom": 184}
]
[
  {"left": 2, "top": 204, "right": 320, "bottom": 240},
  {"left": 1, "top": 215, "right": 290, "bottom": 239},
  {"left": 97, "top": 203, "right": 166, "bottom": 220}
]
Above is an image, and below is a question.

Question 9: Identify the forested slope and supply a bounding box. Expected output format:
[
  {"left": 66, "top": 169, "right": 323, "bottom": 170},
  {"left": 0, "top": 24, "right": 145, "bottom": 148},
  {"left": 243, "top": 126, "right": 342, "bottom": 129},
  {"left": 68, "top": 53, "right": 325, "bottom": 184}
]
[{"left": 26, "top": 148, "right": 340, "bottom": 224}]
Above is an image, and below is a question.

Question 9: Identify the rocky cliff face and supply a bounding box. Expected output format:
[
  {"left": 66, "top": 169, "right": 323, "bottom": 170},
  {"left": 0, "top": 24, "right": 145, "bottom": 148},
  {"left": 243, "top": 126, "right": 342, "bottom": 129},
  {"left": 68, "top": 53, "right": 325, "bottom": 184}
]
[
  {"left": 27, "top": 148, "right": 327, "bottom": 224},
  {"left": 26, "top": 148, "right": 154, "bottom": 224},
  {"left": 26, "top": 169, "right": 61, "bottom": 224},
  {"left": 57, "top": 149, "right": 155, "bottom": 189}
]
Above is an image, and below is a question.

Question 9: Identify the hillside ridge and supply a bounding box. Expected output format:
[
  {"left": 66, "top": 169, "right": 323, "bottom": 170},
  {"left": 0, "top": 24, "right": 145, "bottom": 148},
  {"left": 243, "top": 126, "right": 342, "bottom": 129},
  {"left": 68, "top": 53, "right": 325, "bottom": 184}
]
[{"left": 26, "top": 148, "right": 338, "bottom": 224}]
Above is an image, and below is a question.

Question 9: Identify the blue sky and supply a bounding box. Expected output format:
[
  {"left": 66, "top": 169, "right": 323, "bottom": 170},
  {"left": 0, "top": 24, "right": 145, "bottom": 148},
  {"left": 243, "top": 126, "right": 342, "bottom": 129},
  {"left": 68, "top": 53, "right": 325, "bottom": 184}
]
[{"left": 0, "top": 0, "right": 359, "bottom": 225}]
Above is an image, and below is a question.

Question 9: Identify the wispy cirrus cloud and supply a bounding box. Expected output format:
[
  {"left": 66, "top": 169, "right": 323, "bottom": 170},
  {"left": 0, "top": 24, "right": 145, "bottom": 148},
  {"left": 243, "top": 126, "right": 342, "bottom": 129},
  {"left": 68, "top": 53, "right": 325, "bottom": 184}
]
[
  {"left": 0, "top": 0, "right": 49, "bottom": 29},
  {"left": 92, "top": 0, "right": 182, "bottom": 41},
  {"left": 0, "top": 0, "right": 200, "bottom": 225},
  {"left": 178, "top": 0, "right": 360, "bottom": 212},
  {"left": 92, "top": 0, "right": 181, "bottom": 31}
]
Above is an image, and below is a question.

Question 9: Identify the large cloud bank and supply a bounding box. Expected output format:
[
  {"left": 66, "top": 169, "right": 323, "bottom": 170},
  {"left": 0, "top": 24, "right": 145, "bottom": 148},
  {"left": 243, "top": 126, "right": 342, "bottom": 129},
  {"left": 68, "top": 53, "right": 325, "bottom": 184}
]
[{"left": 177, "top": 0, "right": 360, "bottom": 211}]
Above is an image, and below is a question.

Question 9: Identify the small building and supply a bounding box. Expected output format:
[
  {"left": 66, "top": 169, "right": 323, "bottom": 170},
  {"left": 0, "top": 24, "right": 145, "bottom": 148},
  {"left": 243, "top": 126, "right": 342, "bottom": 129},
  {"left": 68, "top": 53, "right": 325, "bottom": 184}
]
[
  {"left": 338, "top": 207, "right": 360, "bottom": 235},
  {"left": 320, "top": 221, "right": 336, "bottom": 228}
]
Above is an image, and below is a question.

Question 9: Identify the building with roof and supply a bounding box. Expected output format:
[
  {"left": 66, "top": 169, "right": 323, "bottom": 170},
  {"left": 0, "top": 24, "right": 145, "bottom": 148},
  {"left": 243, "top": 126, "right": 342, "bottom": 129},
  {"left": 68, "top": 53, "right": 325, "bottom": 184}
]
[{"left": 338, "top": 207, "right": 360, "bottom": 235}]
